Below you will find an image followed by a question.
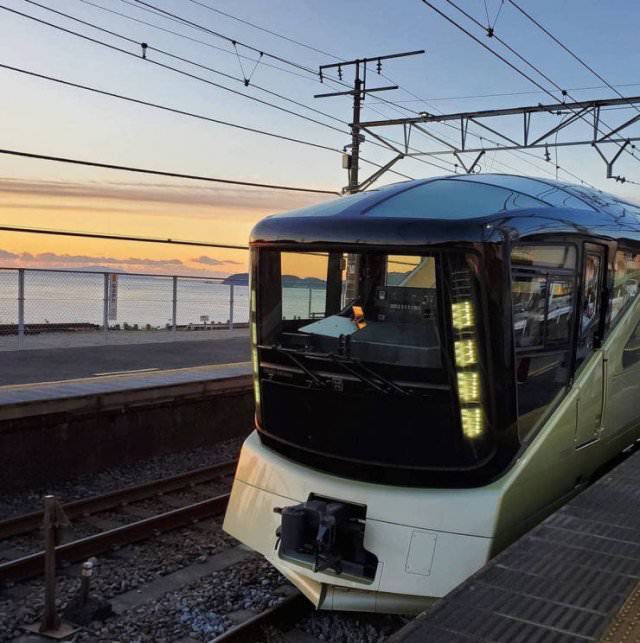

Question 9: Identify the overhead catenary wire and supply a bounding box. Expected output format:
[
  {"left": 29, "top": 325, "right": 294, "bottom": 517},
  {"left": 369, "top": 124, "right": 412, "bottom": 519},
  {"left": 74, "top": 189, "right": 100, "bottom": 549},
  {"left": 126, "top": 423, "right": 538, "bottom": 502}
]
[
  {"left": 77, "top": 0, "right": 320, "bottom": 83},
  {"left": 507, "top": 0, "right": 640, "bottom": 115},
  {"left": 113, "top": 0, "right": 590, "bottom": 181},
  {"left": 0, "top": 4, "right": 426, "bottom": 179},
  {"left": 0, "top": 63, "right": 341, "bottom": 154},
  {"left": 158, "top": 2, "right": 596, "bottom": 185},
  {"left": 0, "top": 225, "right": 249, "bottom": 250},
  {"left": 0, "top": 148, "right": 341, "bottom": 195},
  {"left": 20, "top": 0, "right": 351, "bottom": 135},
  {"left": 116, "top": 0, "right": 460, "bottom": 170},
  {"left": 367, "top": 83, "right": 640, "bottom": 104},
  {"left": 77, "top": 0, "right": 455, "bottom": 172},
  {"left": 425, "top": 0, "right": 639, "bottom": 169},
  {"left": 76, "top": 0, "right": 589, "bottom": 183},
  {"left": 6, "top": 3, "right": 457, "bottom": 177}
]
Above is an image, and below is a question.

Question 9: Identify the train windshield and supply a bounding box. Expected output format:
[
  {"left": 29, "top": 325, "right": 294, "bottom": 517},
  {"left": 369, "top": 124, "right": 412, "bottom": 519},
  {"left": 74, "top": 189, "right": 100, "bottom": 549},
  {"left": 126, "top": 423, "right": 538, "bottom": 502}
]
[{"left": 253, "top": 248, "right": 493, "bottom": 481}]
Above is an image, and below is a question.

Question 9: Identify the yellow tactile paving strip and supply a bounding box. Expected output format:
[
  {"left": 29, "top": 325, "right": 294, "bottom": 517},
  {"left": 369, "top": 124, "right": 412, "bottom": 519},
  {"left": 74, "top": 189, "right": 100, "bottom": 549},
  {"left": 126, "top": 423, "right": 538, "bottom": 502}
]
[{"left": 601, "top": 582, "right": 640, "bottom": 643}]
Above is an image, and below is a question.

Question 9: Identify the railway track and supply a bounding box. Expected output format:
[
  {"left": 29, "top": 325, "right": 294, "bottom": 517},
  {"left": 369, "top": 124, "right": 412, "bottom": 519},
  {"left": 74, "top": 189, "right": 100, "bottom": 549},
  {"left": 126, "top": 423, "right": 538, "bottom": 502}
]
[
  {"left": 0, "top": 459, "right": 237, "bottom": 583},
  {"left": 213, "top": 592, "right": 313, "bottom": 643}
]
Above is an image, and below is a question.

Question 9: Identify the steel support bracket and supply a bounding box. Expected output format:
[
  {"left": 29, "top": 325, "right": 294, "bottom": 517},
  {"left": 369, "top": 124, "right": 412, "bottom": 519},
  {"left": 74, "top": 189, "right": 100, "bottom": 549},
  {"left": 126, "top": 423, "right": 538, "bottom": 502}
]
[
  {"left": 454, "top": 150, "right": 485, "bottom": 174},
  {"left": 593, "top": 140, "right": 630, "bottom": 178},
  {"left": 356, "top": 153, "right": 405, "bottom": 191}
]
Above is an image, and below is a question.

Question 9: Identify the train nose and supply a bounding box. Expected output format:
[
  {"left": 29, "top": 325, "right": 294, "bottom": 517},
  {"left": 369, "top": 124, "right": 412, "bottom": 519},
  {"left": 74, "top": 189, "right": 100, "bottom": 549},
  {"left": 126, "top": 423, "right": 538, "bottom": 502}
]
[{"left": 274, "top": 496, "right": 378, "bottom": 582}]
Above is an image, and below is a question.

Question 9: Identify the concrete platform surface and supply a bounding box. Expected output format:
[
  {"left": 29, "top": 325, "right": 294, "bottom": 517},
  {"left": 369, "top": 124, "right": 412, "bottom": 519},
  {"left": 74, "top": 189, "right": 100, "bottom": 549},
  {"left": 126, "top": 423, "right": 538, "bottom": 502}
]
[
  {"left": 392, "top": 448, "right": 640, "bottom": 643},
  {"left": 0, "top": 361, "right": 252, "bottom": 409},
  {"left": 0, "top": 335, "right": 250, "bottom": 385}
]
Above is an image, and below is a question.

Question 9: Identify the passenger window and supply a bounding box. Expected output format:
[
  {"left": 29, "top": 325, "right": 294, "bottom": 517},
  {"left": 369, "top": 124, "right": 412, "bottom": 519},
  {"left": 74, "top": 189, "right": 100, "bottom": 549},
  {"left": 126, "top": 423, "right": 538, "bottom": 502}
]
[
  {"left": 511, "top": 245, "right": 577, "bottom": 440},
  {"left": 623, "top": 320, "right": 640, "bottom": 369},
  {"left": 576, "top": 248, "right": 606, "bottom": 367},
  {"left": 581, "top": 253, "right": 602, "bottom": 332},
  {"left": 611, "top": 250, "right": 640, "bottom": 324}
]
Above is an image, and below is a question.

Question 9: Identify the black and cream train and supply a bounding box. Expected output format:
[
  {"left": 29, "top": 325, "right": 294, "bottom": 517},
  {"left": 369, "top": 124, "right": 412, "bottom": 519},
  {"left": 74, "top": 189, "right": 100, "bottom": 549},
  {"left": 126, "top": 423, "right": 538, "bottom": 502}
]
[{"left": 223, "top": 174, "right": 640, "bottom": 612}]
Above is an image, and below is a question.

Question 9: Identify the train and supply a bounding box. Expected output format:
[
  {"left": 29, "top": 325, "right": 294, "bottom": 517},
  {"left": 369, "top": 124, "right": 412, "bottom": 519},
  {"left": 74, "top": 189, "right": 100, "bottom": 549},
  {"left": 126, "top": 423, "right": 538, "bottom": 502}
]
[{"left": 223, "top": 174, "right": 640, "bottom": 613}]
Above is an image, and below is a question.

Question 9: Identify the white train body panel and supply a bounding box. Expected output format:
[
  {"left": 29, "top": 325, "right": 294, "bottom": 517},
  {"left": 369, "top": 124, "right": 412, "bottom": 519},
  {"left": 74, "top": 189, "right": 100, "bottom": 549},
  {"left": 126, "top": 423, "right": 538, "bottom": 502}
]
[{"left": 224, "top": 431, "right": 498, "bottom": 612}]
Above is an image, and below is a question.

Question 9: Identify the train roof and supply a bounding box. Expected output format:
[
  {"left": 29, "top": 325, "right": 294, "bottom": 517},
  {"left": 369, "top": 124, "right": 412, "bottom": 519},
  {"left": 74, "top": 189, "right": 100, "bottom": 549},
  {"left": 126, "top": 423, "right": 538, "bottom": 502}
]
[{"left": 251, "top": 174, "right": 640, "bottom": 247}]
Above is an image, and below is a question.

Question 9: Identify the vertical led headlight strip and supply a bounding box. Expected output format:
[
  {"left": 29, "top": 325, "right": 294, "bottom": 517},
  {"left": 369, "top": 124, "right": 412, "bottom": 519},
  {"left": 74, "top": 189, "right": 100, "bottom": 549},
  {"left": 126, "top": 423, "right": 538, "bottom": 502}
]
[
  {"left": 249, "top": 255, "right": 261, "bottom": 419},
  {"left": 450, "top": 266, "right": 485, "bottom": 440}
]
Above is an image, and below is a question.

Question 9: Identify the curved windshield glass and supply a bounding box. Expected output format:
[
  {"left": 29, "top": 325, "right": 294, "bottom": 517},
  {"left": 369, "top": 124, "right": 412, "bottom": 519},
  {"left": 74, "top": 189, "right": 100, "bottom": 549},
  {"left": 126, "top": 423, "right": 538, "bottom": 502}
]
[{"left": 254, "top": 247, "right": 492, "bottom": 474}]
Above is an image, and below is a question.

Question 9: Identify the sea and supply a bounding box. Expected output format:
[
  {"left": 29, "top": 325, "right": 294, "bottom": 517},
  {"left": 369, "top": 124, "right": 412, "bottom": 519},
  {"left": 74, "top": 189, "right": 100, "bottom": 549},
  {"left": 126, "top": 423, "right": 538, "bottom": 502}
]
[{"left": 0, "top": 269, "right": 326, "bottom": 329}]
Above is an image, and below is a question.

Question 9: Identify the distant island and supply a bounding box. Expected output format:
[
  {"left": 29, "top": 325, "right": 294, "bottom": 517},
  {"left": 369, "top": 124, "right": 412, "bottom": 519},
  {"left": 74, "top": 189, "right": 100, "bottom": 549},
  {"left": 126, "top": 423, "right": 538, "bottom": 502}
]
[
  {"left": 223, "top": 273, "right": 326, "bottom": 288},
  {"left": 223, "top": 273, "right": 250, "bottom": 285}
]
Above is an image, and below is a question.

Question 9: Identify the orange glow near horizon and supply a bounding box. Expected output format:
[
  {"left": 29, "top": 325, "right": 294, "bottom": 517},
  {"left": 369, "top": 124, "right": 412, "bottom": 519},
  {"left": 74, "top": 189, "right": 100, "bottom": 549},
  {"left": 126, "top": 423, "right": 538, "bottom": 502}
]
[{"left": 0, "top": 178, "right": 332, "bottom": 277}]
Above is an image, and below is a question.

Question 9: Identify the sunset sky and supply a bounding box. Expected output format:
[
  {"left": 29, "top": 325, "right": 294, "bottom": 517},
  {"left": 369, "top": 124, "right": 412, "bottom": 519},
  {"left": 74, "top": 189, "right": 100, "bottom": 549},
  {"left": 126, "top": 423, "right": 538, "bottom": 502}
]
[{"left": 2, "top": 0, "right": 640, "bottom": 277}]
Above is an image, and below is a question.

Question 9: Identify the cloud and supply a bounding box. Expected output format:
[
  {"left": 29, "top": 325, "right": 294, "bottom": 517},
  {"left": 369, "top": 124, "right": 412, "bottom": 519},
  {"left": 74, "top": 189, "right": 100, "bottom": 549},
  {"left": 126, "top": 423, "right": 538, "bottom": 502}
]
[
  {"left": 31, "top": 252, "right": 184, "bottom": 267},
  {"left": 0, "top": 177, "right": 333, "bottom": 213},
  {"left": 0, "top": 249, "right": 245, "bottom": 277},
  {"left": 192, "top": 255, "right": 241, "bottom": 266}
]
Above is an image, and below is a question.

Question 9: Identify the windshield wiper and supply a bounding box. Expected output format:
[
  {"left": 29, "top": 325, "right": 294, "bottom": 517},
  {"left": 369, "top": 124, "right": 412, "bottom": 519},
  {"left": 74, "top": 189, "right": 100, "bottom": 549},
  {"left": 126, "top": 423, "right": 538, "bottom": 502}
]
[
  {"left": 261, "top": 344, "right": 325, "bottom": 387},
  {"left": 350, "top": 361, "right": 408, "bottom": 396},
  {"left": 305, "top": 351, "right": 408, "bottom": 396},
  {"left": 260, "top": 345, "right": 410, "bottom": 396}
]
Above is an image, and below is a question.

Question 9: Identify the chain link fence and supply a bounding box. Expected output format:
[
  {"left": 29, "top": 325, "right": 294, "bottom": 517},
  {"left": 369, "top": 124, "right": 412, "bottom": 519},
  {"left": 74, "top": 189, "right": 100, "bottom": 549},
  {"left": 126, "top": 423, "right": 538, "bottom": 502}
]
[{"left": 0, "top": 267, "right": 249, "bottom": 350}]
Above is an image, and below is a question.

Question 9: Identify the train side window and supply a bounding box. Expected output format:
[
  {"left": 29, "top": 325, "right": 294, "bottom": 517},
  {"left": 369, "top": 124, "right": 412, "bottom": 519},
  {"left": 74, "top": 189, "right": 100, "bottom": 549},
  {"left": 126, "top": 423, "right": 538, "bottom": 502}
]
[
  {"left": 511, "top": 244, "right": 577, "bottom": 440},
  {"left": 610, "top": 250, "right": 640, "bottom": 325},
  {"left": 623, "top": 320, "right": 640, "bottom": 369},
  {"left": 576, "top": 247, "right": 606, "bottom": 367}
]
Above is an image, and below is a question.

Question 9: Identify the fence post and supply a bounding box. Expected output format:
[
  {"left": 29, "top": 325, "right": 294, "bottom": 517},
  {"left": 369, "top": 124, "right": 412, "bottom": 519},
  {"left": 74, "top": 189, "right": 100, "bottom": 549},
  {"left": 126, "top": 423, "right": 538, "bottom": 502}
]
[
  {"left": 308, "top": 287, "right": 312, "bottom": 318},
  {"left": 17, "top": 268, "right": 25, "bottom": 348},
  {"left": 172, "top": 276, "right": 178, "bottom": 334},
  {"left": 102, "top": 273, "right": 109, "bottom": 344},
  {"left": 228, "top": 283, "right": 234, "bottom": 330}
]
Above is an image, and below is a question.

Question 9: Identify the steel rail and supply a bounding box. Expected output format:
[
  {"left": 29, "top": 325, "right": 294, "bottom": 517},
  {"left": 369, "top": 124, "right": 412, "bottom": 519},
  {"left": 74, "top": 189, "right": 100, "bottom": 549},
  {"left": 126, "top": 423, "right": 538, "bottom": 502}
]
[
  {"left": 0, "top": 460, "right": 237, "bottom": 541},
  {"left": 0, "top": 493, "right": 230, "bottom": 583},
  {"left": 212, "top": 592, "right": 312, "bottom": 643}
]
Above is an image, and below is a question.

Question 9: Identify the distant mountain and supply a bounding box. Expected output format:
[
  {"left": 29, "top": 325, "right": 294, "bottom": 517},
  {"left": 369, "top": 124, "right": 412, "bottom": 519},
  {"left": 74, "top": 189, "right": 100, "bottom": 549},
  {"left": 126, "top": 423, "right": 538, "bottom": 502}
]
[
  {"left": 223, "top": 273, "right": 249, "bottom": 285},
  {"left": 222, "top": 273, "right": 327, "bottom": 288},
  {"left": 282, "top": 275, "right": 326, "bottom": 288}
]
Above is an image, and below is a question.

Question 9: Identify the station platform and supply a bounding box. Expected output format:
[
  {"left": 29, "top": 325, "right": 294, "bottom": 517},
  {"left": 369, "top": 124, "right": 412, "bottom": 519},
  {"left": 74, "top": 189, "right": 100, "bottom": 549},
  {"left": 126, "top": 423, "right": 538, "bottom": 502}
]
[
  {"left": 392, "top": 448, "right": 640, "bottom": 643},
  {"left": 0, "top": 361, "right": 253, "bottom": 491},
  {"left": 0, "top": 361, "right": 252, "bottom": 420}
]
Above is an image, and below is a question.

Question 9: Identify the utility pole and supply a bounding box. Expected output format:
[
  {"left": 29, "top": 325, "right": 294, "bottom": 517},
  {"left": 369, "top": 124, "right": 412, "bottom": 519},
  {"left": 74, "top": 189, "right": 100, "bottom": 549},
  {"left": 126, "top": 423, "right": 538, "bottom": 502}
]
[
  {"left": 315, "top": 51, "right": 425, "bottom": 299},
  {"left": 315, "top": 50, "right": 424, "bottom": 195}
]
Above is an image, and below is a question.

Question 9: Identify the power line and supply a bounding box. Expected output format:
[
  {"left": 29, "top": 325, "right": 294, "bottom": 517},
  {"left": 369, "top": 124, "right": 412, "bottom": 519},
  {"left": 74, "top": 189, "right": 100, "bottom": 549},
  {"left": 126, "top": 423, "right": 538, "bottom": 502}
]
[
  {"left": 439, "top": 0, "right": 640, "bottom": 167},
  {"left": 183, "top": 0, "right": 338, "bottom": 61},
  {"left": 133, "top": 0, "right": 324, "bottom": 78},
  {"left": 0, "top": 225, "right": 249, "bottom": 250},
  {"left": 2, "top": 4, "right": 435, "bottom": 178},
  {"left": 507, "top": 0, "right": 640, "bottom": 114},
  {"left": 367, "top": 83, "right": 640, "bottom": 104},
  {"left": 117, "top": 0, "right": 564, "bottom": 180},
  {"left": 117, "top": 0, "right": 456, "bottom": 169},
  {"left": 164, "top": 0, "right": 587, "bottom": 182},
  {"left": 77, "top": 0, "right": 321, "bottom": 83},
  {"left": 0, "top": 148, "right": 340, "bottom": 195},
  {"left": 0, "top": 63, "right": 340, "bottom": 154},
  {"left": 179, "top": 0, "right": 598, "bottom": 183},
  {"left": 419, "top": 0, "right": 636, "bottom": 179},
  {"left": 21, "top": 0, "right": 350, "bottom": 135}
]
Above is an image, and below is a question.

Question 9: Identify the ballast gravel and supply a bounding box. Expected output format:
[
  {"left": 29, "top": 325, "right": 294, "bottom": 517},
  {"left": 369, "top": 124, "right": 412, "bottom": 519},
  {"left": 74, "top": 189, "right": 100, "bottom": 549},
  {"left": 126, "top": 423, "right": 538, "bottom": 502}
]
[
  {"left": 74, "top": 556, "right": 287, "bottom": 642},
  {"left": 0, "top": 517, "right": 236, "bottom": 641},
  {"left": 0, "top": 436, "right": 243, "bottom": 520},
  {"left": 299, "top": 611, "right": 410, "bottom": 643}
]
